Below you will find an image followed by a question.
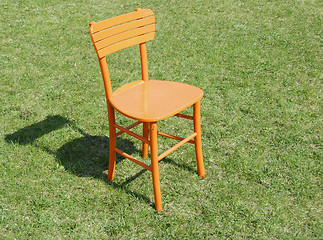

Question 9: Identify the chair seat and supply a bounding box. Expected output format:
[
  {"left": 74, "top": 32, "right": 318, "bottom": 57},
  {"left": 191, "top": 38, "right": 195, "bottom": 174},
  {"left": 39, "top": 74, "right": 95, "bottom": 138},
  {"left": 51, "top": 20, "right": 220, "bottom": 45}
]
[{"left": 110, "top": 80, "right": 203, "bottom": 122}]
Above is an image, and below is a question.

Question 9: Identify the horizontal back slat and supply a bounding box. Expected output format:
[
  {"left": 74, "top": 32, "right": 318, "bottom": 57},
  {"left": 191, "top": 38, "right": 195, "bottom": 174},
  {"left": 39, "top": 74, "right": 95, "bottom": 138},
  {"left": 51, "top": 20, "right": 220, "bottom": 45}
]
[
  {"left": 95, "top": 24, "right": 155, "bottom": 51},
  {"left": 91, "top": 9, "right": 154, "bottom": 34},
  {"left": 97, "top": 32, "right": 154, "bottom": 58},
  {"left": 91, "top": 15, "right": 155, "bottom": 43},
  {"left": 90, "top": 9, "right": 155, "bottom": 58}
]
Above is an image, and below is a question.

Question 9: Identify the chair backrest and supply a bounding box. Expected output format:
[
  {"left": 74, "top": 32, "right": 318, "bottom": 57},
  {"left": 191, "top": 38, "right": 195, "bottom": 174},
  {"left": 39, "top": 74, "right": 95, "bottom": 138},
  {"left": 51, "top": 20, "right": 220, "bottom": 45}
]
[
  {"left": 89, "top": 8, "right": 155, "bottom": 100},
  {"left": 90, "top": 8, "right": 155, "bottom": 59}
]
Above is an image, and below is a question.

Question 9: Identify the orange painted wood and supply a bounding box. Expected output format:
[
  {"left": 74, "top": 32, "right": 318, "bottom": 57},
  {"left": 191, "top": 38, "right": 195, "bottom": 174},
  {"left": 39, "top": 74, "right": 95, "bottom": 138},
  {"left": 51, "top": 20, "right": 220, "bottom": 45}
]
[
  {"left": 114, "top": 123, "right": 150, "bottom": 144},
  {"left": 193, "top": 100, "right": 206, "bottom": 178},
  {"left": 150, "top": 122, "right": 162, "bottom": 211},
  {"left": 95, "top": 24, "right": 155, "bottom": 51},
  {"left": 97, "top": 32, "right": 154, "bottom": 58},
  {"left": 175, "top": 113, "right": 194, "bottom": 120},
  {"left": 91, "top": 15, "right": 155, "bottom": 43},
  {"left": 158, "top": 133, "right": 197, "bottom": 161},
  {"left": 111, "top": 80, "right": 203, "bottom": 122},
  {"left": 91, "top": 9, "right": 154, "bottom": 34},
  {"left": 99, "top": 57, "right": 113, "bottom": 99},
  {"left": 107, "top": 102, "right": 117, "bottom": 181},
  {"left": 112, "top": 80, "right": 144, "bottom": 96},
  {"left": 139, "top": 43, "right": 149, "bottom": 82},
  {"left": 142, "top": 122, "right": 149, "bottom": 158},
  {"left": 157, "top": 131, "right": 195, "bottom": 144},
  {"left": 90, "top": 8, "right": 206, "bottom": 211},
  {"left": 116, "top": 121, "right": 142, "bottom": 137},
  {"left": 114, "top": 148, "right": 152, "bottom": 171}
]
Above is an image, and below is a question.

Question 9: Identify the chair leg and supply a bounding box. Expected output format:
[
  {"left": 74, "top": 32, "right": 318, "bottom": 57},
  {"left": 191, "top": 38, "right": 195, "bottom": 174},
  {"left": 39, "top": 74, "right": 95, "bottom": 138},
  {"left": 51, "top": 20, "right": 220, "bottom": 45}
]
[
  {"left": 142, "top": 122, "right": 149, "bottom": 159},
  {"left": 150, "top": 122, "right": 162, "bottom": 211},
  {"left": 107, "top": 102, "right": 117, "bottom": 181},
  {"left": 193, "top": 100, "right": 206, "bottom": 178}
]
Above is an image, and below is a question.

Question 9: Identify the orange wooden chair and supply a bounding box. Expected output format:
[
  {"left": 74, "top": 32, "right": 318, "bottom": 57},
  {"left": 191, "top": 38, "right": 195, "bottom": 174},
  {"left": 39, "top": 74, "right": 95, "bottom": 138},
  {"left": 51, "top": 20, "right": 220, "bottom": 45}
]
[{"left": 89, "top": 8, "right": 205, "bottom": 211}]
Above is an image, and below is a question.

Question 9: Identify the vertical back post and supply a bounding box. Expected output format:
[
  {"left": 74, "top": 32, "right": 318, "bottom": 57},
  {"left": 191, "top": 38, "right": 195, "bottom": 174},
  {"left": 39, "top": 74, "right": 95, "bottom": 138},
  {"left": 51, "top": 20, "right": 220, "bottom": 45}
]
[
  {"left": 99, "top": 57, "right": 113, "bottom": 100},
  {"left": 136, "top": 8, "right": 149, "bottom": 82},
  {"left": 136, "top": 8, "right": 150, "bottom": 158},
  {"left": 139, "top": 43, "right": 149, "bottom": 81}
]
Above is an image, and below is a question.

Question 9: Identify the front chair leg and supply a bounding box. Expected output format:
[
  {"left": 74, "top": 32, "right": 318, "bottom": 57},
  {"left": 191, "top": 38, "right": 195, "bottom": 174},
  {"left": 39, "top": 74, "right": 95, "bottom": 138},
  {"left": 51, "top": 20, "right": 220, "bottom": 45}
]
[
  {"left": 107, "top": 102, "right": 117, "bottom": 181},
  {"left": 150, "top": 122, "right": 162, "bottom": 211},
  {"left": 193, "top": 100, "right": 206, "bottom": 178}
]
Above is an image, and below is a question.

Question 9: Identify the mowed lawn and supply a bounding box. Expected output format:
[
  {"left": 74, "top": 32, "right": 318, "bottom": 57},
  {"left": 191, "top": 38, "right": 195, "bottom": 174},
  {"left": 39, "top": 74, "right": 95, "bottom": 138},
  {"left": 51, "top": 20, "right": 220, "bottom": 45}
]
[{"left": 0, "top": 0, "right": 322, "bottom": 238}]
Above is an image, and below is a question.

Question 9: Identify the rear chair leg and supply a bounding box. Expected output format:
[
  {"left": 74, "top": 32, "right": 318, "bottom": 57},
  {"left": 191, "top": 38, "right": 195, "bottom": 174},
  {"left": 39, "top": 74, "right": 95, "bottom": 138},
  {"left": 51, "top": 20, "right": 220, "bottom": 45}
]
[
  {"left": 107, "top": 103, "right": 117, "bottom": 181},
  {"left": 150, "top": 122, "right": 162, "bottom": 211},
  {"left": 142, "top": 122, "right": 149, "bottom": 159},
  {"left": 193, "top": 100, "right": 206, "bottom": 178}
]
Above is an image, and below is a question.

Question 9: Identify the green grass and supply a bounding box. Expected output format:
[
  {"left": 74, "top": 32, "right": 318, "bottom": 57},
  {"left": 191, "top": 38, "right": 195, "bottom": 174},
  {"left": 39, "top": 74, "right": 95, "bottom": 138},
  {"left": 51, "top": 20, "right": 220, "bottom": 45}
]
[{"left": 1, "top": 0, "right": 322, "bottom": 238}]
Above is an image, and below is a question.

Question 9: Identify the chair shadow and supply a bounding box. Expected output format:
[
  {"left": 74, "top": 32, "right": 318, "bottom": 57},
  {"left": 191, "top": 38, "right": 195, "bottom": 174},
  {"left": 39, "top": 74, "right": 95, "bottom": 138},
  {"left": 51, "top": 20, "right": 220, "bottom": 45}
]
[{"left": 5, "top": 115, "right": 154, "bottom": 207}]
